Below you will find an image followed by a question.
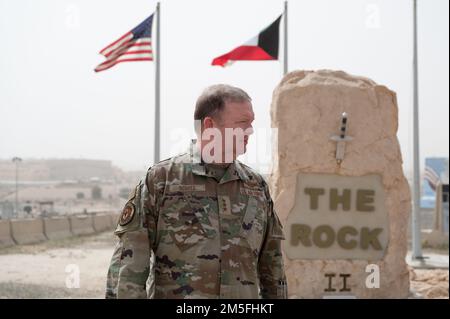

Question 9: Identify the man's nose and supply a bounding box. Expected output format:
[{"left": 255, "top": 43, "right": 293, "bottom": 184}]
[{"left": 245, "top": 126, "right": 254, "bottom": 136}]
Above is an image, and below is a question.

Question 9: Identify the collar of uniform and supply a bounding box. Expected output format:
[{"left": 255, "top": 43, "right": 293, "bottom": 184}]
[
  {"left": 225, "top": 160, "right": 249, "bottom": 183},
  {"left": 188, "top": 140, "right": 249, "bottom": 182},
  {"left": 189, "top": 139, "right": 206, "bottom": 176}
]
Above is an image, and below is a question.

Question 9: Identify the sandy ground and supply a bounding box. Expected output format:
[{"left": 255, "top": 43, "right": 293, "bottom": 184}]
[
  {"left": 0, "top": 232, "right": 448, "bottom": 299},
  {"left": 0, "top": 232, "right": 117, "bottom": 299},
  {"left": 410, "top": 268, "right": 449, "bottom": 299}
]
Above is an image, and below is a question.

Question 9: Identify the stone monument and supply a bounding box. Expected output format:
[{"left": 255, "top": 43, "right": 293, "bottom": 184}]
[{"left": 269, "top": 70, "right": 411, "bottom": 298}]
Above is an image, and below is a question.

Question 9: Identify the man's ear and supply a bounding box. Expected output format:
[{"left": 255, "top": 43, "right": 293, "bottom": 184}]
[{"left": 203, "top": 117, "right": 214, "bottom": 129}]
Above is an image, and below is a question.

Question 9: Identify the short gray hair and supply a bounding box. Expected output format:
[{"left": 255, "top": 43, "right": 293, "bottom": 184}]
[{"left": 194, "top": 84, "right": 251, "bottom": 122}]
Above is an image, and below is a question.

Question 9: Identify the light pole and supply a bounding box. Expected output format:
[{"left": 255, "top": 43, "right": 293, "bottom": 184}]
[
  {"left": 411, "top": 0, "right": 423, "bottom": 260},
  {"left": 12, "top": 157, "right": 22, "bottom": 218}
]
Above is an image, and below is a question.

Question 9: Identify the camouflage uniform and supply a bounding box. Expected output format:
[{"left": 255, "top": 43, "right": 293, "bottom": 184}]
[{"left": 106, "top": 141, "right": 287, "bottom": 299}]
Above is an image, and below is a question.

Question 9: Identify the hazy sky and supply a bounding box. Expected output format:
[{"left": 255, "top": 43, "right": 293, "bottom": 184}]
[{"left": 0, "top": 0, "right": 448, "bottom": 176}]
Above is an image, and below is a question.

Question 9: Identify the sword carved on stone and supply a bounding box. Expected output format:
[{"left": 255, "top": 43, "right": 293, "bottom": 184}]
[{"left": 330, "top": 112, "right": 353, "bottom": 165}]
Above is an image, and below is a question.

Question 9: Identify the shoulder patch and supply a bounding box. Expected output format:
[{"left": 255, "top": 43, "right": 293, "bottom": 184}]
[{"left": 119, "top": 202, "right": 136, "bottom": 226}]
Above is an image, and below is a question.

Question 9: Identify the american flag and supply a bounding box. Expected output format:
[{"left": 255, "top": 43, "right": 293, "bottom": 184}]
[
  {"left": 424, "top": 165, "right": 441, "bottom": 191},
  {"left": 95, "top": 14, "right": 154, "bottom": 72}
]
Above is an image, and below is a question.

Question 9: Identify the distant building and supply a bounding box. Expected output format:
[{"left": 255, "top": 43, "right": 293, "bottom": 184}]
[{"left": 0, "top": 159, "right": 118, "bottom": 182}]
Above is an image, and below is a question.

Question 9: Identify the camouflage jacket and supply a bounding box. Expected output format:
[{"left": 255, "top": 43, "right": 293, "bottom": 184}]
[{"left": 106, "top": 143, "right": 287, "bottom": 299}]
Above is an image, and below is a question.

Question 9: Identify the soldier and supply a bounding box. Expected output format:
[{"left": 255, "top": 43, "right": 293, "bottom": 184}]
[{"left": 106, "top": 84, "right": 287, "bottom": 299}]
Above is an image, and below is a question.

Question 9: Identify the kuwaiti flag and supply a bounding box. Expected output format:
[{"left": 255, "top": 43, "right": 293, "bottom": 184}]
[
  {"left": 212, "top": 15, "right": 282, "bottom": 67},
  {"left": 95, "top": 14, "right": 154, "bottom": 72}
]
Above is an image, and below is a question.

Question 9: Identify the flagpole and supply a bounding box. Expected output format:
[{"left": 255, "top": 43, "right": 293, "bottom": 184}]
[
  {"left": 283, "top": 0, "right": 288, "bottom": 76},
  {"left": 154, "top": 2, "right": 161, "bottom": 164},
  {"left": 411, "top": 0, "right": 423, "bottom": 260}
]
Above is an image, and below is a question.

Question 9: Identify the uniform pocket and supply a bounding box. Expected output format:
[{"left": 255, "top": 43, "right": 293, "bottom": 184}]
[
  {"left": 160, "top": 193, "right": 215, "bottom": 252},
  {"left": 239, "top": 196, "right": 266, "bottom": 255},
  {"left": 269, "top": 212, "right": 286, "bottom": 240}
]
